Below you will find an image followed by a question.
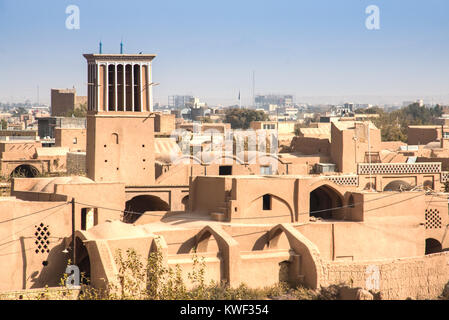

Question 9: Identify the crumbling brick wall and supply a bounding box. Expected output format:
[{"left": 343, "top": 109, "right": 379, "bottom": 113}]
[{"left": 321, "top": 252, "right": 449, "bottom": 300}]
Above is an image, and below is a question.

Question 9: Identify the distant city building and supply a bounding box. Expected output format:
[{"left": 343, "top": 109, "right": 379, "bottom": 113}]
[
  {"left": 403, "top": 99, "right": 424, "bottom": 107},
  {"left": 329, "top": 104, "right": 353, "bottom": 117},
  {"left": 343, "top": 102, "right": 354, "bottom": 111},
  {"left": 354, "top": 103, "right": 373, "bottom": 110},
  {"left": 186, "top": 97, "right": 207, "bottom": 109},
  {"left": 255, "top": 94, "right": 293, "bottom": 109},
  {"left": 268, "top": 104, "right": 278, "bottom": 112},
  {"left": 281, "top": 107, "right": 299, "bottom": 120},
  {"left": 37, "top": 116, "right": 86, "bottom": 140},
  {"left": 168, "top": 95, "right": 194, "bottom": 109}
]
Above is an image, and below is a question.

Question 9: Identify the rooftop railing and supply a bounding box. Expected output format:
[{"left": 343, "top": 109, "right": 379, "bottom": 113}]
[{"left": 358, "top": 162, "right": 441, "bottom": 175}]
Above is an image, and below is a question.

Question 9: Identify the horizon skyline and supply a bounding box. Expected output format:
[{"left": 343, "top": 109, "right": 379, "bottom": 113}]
[
  {"left": 4, "top": 93, "right": 449, "bottom": 108},
  {"left": 1, "top": 0, "right": 449, "bottom": 106}
]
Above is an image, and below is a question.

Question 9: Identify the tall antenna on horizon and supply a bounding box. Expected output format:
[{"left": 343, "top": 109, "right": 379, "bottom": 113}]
[
  {"left": 252, "top": 71, "right": 255, "bottom": 108},
  {"left": 120, "top": 38, "right": 124, "bottom": 54}
]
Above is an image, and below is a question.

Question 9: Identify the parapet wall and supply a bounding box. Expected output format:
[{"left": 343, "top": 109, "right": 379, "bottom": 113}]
[
  {"left": 321, "top": 251, "right": 449, "bottom": 300},
  {"left": 290, "top": 136, "right": 330, "bottom": 155},
  {"left": 67, "top": 152, "right": 86, "bottom": 175}
]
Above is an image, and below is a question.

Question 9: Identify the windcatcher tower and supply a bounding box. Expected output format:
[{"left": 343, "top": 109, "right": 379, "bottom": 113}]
[{"left": 83, "top": 54, "right": 156, "bottom": 185}]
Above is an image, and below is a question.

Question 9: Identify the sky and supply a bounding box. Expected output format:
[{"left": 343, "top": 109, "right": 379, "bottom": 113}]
[{"left": 0, "top": 0, "right": 449, "bottom": 106}]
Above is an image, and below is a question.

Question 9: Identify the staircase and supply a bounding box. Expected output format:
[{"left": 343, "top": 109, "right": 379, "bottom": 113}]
[{"left": 210, "top": 191, "right": 232, "bottom": 222}]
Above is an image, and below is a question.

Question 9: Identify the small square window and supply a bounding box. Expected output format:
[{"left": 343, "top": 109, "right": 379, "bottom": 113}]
[
  {"left": 73, "top": 137, "right": 77, "bottom": 144},
  {"left": 260, "top": 166, "right": 272, "bottom": 175},
  {"left": 263, "top": 194, "right": 272, "bottom": 210},
  {"left": 219, "top": 166, "right": 232, "bottom": 175}
]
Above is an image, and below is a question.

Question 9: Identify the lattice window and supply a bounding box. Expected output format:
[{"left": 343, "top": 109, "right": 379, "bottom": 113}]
[
  {"left": 425, "top": 209, "right": 442, "bottom": 229},
  {"left": 441, "top": 172, "right": 449, "bottom": 183},
  {"left": 34, "top": 223, "right": 50, "bottom": 254},
  {"left": 358, "top": 163, "right": 441, "bottom": 175},
  {"left": 326, "top": 176, "right": 359, "bottom": 186}
]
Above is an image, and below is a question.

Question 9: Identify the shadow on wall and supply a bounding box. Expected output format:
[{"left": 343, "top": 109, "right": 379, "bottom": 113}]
[
  {"left": 29, "top": 241, "right": 68, "bottom": 289},
  {"left": 11, "top": 165, "right": 39, "bottom": 178},
  {"left": 309, "top": 185, "right": 344, "bottom": 220},
  {"left": 425, "top": 238, "right": 443, "bottom": 255},
  {"left": 383, "top": 180, "right": 412, "bottom": 192},
  {"left": 124, "top": 195, "right": 170, "bottom": 224}
]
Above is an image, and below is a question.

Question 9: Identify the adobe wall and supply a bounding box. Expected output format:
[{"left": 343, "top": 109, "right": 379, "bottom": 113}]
[
  {"left": 417, "top": 157, "right": 449, "bottom": 172},
  {"left": 294, "top": 192, "right": 425, "bottom": 261},
  {"left": 36, "top": 154, "right": 67, "bottom": 173},
  {"left": 54, "top": 128, "right": 86, "bottom": 152},
  {"left": 51, "top": 89, "right": 76, "bottom": 117},
  {"left": 321, "top": 252, "right": 449, "bottom": 300},
  {"left": 331, "top": 123, "right": 381, "bottom": 174},
  {"left": 54, "top": 182, "right": 125, "bottom": 224},
  {"left": 228, "top": 177, "right": 297, "bottom": 224},
  {"left": 191, "top": 176, "right": 228, "bottom": 214},
  {"left": 86, "top": 112, "right": 155, "bottom": 185},
  {"left": 0, "top": 160, "right": 48, "bottom": 177},
  {"left": 408, "top": 127, "right": 440, "bottom": 145},
  {"left": 290, "top": 136, "right": 330, "bottom": 155},
  {"left": 424, "top": 194, "right": 449, "bottom": 250},
  {"left": 0, "top": 141, "right": 42, "bottom": 160},
  {"left": 0, "top": 200, "right": 72, "bottom": 291},
  {"left": 190, "top": 176, "right": 355, "bottom": 224},
  {"left": 11, "top": 177, "right": 38, "bottom": 191},
  {"left": 67, "top": 152, "right": 86, "bottom": 175},
  {"left": 154, "top": 113, "right": 176, "bottom": 134},
  {"left": 155, "top": 159, "right": 294, "bottom": 186},
  {"left": 124, "top": 185, "right": 188, "bottom": 212},
  {"left": 330, "top": 124, "right": 345, "bottom": 172},
  {"left": 283, "top": 155, "right": 331, "bottom": 174},
  {"left": 358, "top": 173, "right": 442, "bottom": 193}
]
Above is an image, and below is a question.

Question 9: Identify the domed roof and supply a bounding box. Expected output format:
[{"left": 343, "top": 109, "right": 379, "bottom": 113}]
[
  {"left": 30, "top": 176, "right": 94, "bottom": 193},
  {"left": 84, "top": 220, "right": 149, "bottom": 239},
  {"left": 424, "top": 141, "right": 441, "bottom": 149}
]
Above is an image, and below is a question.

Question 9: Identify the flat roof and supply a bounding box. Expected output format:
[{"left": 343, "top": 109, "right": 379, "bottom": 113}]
[
  {"left": 408, "top": 125, "right": 441, "bottom": 129},
  {"left": 197, "top": 174, "right": 357, "bottom": 180},
  {"left": 83, "top": 53, "right": 156, "bottom": 62}
]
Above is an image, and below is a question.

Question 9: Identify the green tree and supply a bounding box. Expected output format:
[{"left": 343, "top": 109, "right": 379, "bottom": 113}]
[
  {"left": 225, "top": 108, "right": 269, "bottom": 129},
  {"left": 364, "top": 103, "right": 444, "bottom": 142},
  {"left": 66, "top": 103, "right": 87, "bottom": 118},
  {"left": 12, "top": 107, "right": 27, "bottom": 116},
  {"left": 198, "top": 116, "right": 213, "bottom": 123}
]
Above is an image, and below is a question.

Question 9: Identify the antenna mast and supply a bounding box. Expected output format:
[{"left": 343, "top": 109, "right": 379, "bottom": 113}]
[{"left": 252, "top": 71, "right": 255, "bottom": 108}]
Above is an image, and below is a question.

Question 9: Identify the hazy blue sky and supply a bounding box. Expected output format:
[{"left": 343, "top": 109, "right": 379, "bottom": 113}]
[{"left": 1, "top": 0, "right": 449, "bottom": 106}]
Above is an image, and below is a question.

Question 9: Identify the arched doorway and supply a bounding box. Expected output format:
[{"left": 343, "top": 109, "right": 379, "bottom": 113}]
[
  {"left": 310, "top": 185, "right": 343, "bottom": 220},
  {"left": 11, "top": 164, "right": 39, "bottom": 178},
  {"left": 124, "top": 195, "right": 170, "bottom": 223},
  {"left": 425, "top": 238, "right": 442, "bottom": 255},
  {"left": 181, "top": 195, "right": 189, "bottom": 212},
  {"left": 383, "top": 180, "right": 412, "bottom": 192}
]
